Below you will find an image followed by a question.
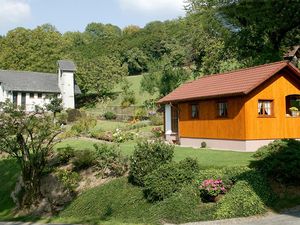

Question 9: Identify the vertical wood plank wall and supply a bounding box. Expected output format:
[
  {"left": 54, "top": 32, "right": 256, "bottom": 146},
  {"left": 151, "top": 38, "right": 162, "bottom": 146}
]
[
  {"left": 178, "top": 96, "right": 246, "bottom": 140},
  {"left": 178, "top": 71, "right": 300, "bottom": 140},
  {"left": 244, "top": 72, "right": 300, "bottom": 139}
]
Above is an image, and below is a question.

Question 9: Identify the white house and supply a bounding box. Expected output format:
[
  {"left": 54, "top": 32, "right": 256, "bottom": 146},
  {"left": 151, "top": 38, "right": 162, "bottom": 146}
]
[{"left": 0, "top": 60, "right": 81, "bottom": 111}]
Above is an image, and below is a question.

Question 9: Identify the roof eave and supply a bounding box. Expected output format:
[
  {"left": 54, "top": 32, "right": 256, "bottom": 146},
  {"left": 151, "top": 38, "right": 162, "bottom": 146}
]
[{"left": 158, "top": 92, "right": 246, "bottom": 104}]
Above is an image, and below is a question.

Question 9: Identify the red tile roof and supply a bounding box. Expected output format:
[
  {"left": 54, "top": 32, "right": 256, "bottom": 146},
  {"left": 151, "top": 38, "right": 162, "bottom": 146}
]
[{"left": 158, "top": 61, "right": 300, "bottom": 104}]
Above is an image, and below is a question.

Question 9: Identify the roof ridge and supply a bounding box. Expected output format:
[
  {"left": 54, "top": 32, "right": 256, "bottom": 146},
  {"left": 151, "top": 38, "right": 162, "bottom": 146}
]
[
  {"left": 0, "top": 69, "right": 56, "bottom": 76},
  {"left": 195, "top": 60, "right": 288, "bottom": 81}
]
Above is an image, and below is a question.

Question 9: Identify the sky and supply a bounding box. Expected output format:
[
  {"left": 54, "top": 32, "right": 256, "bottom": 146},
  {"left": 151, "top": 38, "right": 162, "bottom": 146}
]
[{"left": 0, "top": 0, "right": 186, "bottom": 35}]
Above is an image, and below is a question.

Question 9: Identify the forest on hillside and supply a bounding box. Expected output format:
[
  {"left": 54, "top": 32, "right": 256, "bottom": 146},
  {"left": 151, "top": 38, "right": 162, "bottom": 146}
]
[{"left": 0, "top": 0, "right": 299, "bottom": 102}]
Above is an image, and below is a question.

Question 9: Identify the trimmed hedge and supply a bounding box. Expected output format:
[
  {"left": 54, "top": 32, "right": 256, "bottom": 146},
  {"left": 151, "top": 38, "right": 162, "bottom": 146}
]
[
  {"left": 144, "top": 158, "right": 200, "bottom": 202},
  {"left": 129, "top": 140, "right": 174, "bottom": 186}
]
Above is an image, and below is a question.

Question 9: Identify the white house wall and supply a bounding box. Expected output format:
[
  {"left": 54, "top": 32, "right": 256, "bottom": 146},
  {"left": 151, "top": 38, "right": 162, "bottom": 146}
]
[{"left": 0, "top": 84, "right": 4, "bottom": 102}]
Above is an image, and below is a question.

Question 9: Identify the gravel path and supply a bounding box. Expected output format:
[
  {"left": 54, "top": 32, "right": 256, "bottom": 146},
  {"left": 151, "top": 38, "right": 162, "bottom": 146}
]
[
  {"left": 1, "top": 207, "right": 300, "bottom": 225},
  {"left": 166, "top": 206, "right": 300, "bottom": 225}
]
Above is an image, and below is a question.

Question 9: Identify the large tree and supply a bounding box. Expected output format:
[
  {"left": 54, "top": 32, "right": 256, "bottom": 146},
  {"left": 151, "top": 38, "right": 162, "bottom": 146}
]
[
  {"left": 185, "top": 0, "right": 300, "bottom": 64},
  {"left": 76, "top": 56, "right": 128, "bottom": 98},
  {"left": 0, "top": 24, "right": 69, "bottom": 73},
  {"left": 0, "top": 101, "right": 61, "bottom": 208}
]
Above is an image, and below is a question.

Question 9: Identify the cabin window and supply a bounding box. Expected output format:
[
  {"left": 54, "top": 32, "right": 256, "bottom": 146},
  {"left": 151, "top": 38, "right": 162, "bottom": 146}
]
[
  {"left": 258, "top": 100, "right": 273, "bottom": 116},
  {"left": 30, "top": 93, "right": 34, "bottom": 98},
  {"left": 286, "top": 95, "right": 300, "bottom": 117},
  {"left": 190, "top": 103, "right": 199, "bottom": 119},
  {"left": 37, "top": 93, "right": 42, "bottom": 99},
  {"left": 217, "top": 102, "right": 228, "bottom": 117}
]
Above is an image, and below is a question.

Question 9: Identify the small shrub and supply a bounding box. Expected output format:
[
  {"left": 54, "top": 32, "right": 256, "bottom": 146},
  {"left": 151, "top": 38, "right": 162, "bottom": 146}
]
[
  {"left": 129, "top": 140, "right": 174, "bottom": 186},
  {"left": 67, "top": 109, "right": 82, "bottom": 122},
  {"left": 201, "top": 142, "right": 207, "bottom": 148},
  {"left": 251, "top": 139, "right": 300, "bottom": 184},
  {"left": 55, "top": 169, "right": 80, "bottom": 192},
  {"left": 72, "top": 149, "right": 96, "bottom": 170},
  {"left": 103, "top": 111, "right": 117, "bottom": 120},
  {"left": 214, "top": 181, "right": 267, "bottom": 219},
  {"left": 57, "top": 112, "right": 68, "bottom": 125},
  {"left": 71, "top": 115, "right": 97, "bottom": 135},
  {"left": 134, "top": 107, "right": 148, "bottom": 120},
  {"left": 149, "top": 115, "right": 163, "bottom": 126},
  {"left": 151, "top": 127, "right": 163, "bottom": 138},
  {"left": 56, "top": 146, "right": 76, "bottom": 164},
  {"left": 112, "top": 128, "right": 136, "bottom": 143},
  {"left": 157, "top": 185, "right": 203, "bottom": 223},
  {"left": 93, "top": 143, "right": 128, "bottom": 177},
  {"left": 144, "top": 158, "right": 200, "bottom": 202}
]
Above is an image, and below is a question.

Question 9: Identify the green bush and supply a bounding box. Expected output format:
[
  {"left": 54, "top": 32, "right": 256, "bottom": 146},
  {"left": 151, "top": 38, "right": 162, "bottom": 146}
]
[
  {"left": 71, "top": 115, "right": 97, "bottom": 135},
  {"left": 57, "top": 112, "right": 68, "bottom": 125},
  {"left": 93, "top": 143, "right": 129, "bottom": 177},
  {"left": 196, "top": 167, "right": 274, "bottom": 219},
  {"left": 251, "top": 139, "right": 300, "bottom": 184},
  {"left": 149, "top": 115, "right": 163, "bottom": 126},
  {"left": 103, "top": 111, "right": 117, "bottom": 120},
  {"left": 67, "top": 109, "right": 82, "bottom": 122},
  {"left": 157, "top": 185, "right": 206, "bottom": 223},
  {"left": 144, "top": 158, "right": 200, "bottom": 202},
  {"left": 214, "top": 180, "right": 267, "bottom": 219},
  {"left": 55, "top": 169, "right": 80, "bottom": 192},
  {"left": 134, "top": 107, "right": 148, "bottom": 120},
  {"left": 72, "top": 149, "right": 97, "bottom": 170},
  {"left": 129, "top": 140, "right": 174, "bottom": 186},
  {"left": 90, "top": 130, "right": 113, "bottom": 142},
  {"left": 56, "top": 146, "right": 76, "bottom": 164}
]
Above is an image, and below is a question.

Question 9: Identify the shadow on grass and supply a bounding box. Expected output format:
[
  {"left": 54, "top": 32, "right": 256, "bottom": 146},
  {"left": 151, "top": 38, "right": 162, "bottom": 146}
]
[{"left": 0, "top": 158, "right": 19, "bottom": 219}]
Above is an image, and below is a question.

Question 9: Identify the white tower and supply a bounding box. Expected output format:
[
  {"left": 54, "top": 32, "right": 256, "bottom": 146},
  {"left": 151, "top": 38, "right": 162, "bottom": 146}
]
[{"left": 58, "top": 60, "right": 76, "bottom": 109}]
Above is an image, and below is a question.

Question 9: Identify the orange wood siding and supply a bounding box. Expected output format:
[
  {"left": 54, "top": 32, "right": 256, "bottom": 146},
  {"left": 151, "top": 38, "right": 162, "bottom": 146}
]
[
  {"left": 244, "top": 72, "right": 300, "bottom": 140},
  {"left": 178, "top": 97, "right": 246, "bottom": 140}
]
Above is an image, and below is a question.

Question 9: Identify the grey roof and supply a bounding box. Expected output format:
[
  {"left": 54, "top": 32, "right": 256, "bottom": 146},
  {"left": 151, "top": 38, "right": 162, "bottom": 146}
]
[
  {"left": 58, "top": 60, "right": 77, "bottom": 71},
  {"left": 0, "top": 70, "right": 81, "bottom": 94}
]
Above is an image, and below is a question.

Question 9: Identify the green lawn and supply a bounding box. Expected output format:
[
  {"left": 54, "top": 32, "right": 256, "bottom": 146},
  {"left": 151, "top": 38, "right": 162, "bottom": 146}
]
[{"left": 55, "top": 139, "right": 253, "bottom": 168}]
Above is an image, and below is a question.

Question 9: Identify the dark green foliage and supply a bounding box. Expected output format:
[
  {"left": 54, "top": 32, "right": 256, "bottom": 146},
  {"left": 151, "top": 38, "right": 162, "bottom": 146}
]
[
  {"left": 93, "top": 144, "right": 128, "bottom": 177},
  {"left": 251, "top": 139, "right": 300, "bottom": 185},
  {"left": 70, "top": 115, "right": 97, "bottom": 135},
  {"left": 56, "top": 146, "right": 76, "bottom": 164},
  {"left": 45, "top": 96, "right": 63, "bottom": 117},
  {"left": 144, "top": 158, "right": 200, "bottom": 201},
  {"left": 129, "top": 140, "right": 174, "bottom": 186},
  {"left": 120, "top": 79, "right": 136, "bottom": 107},
  {"left": 157, "top": 185, "right": 210, "bottom": 223},
  {"left": 67, "top": 109, "right": 82, "bottom": 122},
  {"left": 103, "top": 111, "right": 117, "bottom": 120},
  {"left": 197, "top": 167, "right": 274, "bottom": 219},
  {"left": 72, "top": 149, "right": 96, "bottom": 170},
  {"left": 149, "top": 115, "right": 163, "bottom": 126},
  {"left": 55, "top": 169, "right": 80, "bottom": 192},
  {"left": 214, "top": 181, "right": 267, "bottom": 219},
  {"left": 123, "top": 47, "right": 148, "bottom": 75}
]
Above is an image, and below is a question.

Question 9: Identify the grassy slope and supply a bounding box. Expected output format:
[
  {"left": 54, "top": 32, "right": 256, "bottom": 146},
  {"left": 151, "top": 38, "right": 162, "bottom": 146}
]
[
  {"left": 0, "top": 159, "right": 19, "bottom": 220},
  {"left": 109, "top": 75, "right": 158, "bottom": 106}
]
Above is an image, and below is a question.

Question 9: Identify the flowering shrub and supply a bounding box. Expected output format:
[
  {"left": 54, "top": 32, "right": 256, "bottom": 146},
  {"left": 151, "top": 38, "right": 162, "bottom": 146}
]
[
  {"left": 198, "top": 179, "right": 227, "bottom": 202},
  {"left": 112, "top": 128, "right": 137, "bottom": 143},
  {"left": 151, "top": 127, "right": 163, "bottom": 138}
]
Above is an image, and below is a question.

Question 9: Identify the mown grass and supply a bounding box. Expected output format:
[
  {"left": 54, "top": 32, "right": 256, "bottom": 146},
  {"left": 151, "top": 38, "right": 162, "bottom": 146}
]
[{"left": 55, "top": 139, "right": 254, "bottom": 168}]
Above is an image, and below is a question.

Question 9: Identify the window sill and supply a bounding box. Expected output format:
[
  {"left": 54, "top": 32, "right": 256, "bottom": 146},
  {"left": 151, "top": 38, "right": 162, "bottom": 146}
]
[{"left": 257, "top": 116, "right": 276, "bottom": 118}]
